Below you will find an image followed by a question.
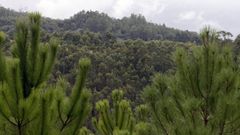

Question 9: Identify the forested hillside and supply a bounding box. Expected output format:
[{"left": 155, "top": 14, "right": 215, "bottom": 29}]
[
  {"left": 61, "top": 12, "right": 200, "bottom": 42},
  {"left": 0, "top": 7, "right": 59, "bottom": 37},
  {"left": 0, "top": 6, "right": 198, "bottom": 104},
  {"left": 1, "top": 6, "right": 239, "bottom": 105},
  {"left": 0, "top": 6, "right": 200, "bottom": 43},
  {"left": 0, "top": 7, "right": 240, "bottom": 104},
  {"left": 53, "top": 40, "right": 192, "bottom": 104}
]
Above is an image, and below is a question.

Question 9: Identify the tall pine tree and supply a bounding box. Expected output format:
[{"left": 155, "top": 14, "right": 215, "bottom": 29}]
[
  {"left": 143, "top": 26, "right": 240, "bottom": 134},
  {"left": 0, "top": 13, "right": 92, "bottom": 135}
]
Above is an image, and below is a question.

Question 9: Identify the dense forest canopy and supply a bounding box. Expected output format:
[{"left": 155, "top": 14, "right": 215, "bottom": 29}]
[{"left": 0, "top": 6, "right": 197, "bottom": 104}]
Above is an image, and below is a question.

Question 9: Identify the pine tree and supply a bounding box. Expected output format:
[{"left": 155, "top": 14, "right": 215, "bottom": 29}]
[
  {"left": 93, "top": 90, "right": 135, "bottom": 135},
  {"left": 93, "top": 89, "right": 156, "bottom": 135},
  {"left": 134, "top": 104, "right": 157, "bottom": 135},
  {"left": 0, "top": 13, "right": 92, "bottom": 135},
  {"left": 56, "top": 59, "right": 92, "bottom": 135},
  {"left": 143, "top": 26, "right": 240, "bottom": 134}
]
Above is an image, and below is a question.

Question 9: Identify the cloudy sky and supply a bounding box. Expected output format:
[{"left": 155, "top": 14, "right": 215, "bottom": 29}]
[{"left": 0, "top": 0, "right": 239, "bottom": 36}]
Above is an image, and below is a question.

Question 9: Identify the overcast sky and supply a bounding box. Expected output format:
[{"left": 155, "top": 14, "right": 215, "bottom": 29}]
[{"left": 0, "top": 0, "right": 239, "bottom": 37}]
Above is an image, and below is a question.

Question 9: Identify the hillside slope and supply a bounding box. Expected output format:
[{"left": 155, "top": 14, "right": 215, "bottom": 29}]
[{"left": 0, "top": 6, "right": 200, "bottom": 43}]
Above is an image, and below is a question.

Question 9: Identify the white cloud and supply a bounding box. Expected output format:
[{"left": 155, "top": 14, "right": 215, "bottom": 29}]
[
  {"left": 36, "top": 0, "right": 115, "bottom": 19},
  {"left": 178, "top": 11, "right": 204, "bottom": 22},
  {"left": 35, "top": 0, "right": 167, "bottom": 19},
  {"left": 110, "top": 0, "right": 134, "bottom": 18},
  {"left": 179, "top": 11, "right": 197, "bottom": 20},
  {"left": 0, "top": 0, "right": 40, "bottom": 12},
  {"left": 177, "top": 11, "right": 222, "bottom": 30}
]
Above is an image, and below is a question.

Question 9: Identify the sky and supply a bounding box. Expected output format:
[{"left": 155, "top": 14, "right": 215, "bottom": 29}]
[{"left": 0, "top": 0, "right": 239, "bottom": 37}]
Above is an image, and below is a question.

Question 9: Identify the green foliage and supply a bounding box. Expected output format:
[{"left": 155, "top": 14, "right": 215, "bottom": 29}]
[
  {"left": 63, "top": 12, "right": 200, "bottom": 42},
  {"left": 0, "top": 6, "right": 199, "bottom": 110},
  {"left": 93, "top": 89, "right": 134, "bottom": 135},
  {"left": 1, "top": 6, "right": 239, "bottom": 135},
  {"left": 0, "top": 13, "right": 92, "bottom": 135},
  {"left": 235, "top": 34, "right": 240, "bottom": 45},
  {"left": 93, "top": 90, "right": 156, "bottom": 135},
  {"left": 53, "top": 40, "right": 187, "bottom": 106},
  {"left": 0, "top": 31, "right": 5, "bottom": 44},
  {"left": 143, "top": 27, "right": 240, "bottom": 135},
  {"left": 57, "top": 58, "right": 92, "bottom": 135},
  {"left": 200, "top": 26, "right": 218, "bottom": 46},
  {"left": 79, "top": 127, "right": 94, "bottom": 135},
  {"left": 135, "top": 104, "right": 150, "bottom": 122},
  {"left": 0, "top": 32, "right": 6, "bottom": 82},
  {"left": 12, "top": 12, "right": 58, "bottom": 98},
  {"left": 133, "top": 122, "right": 157, "bottom": 135}
]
